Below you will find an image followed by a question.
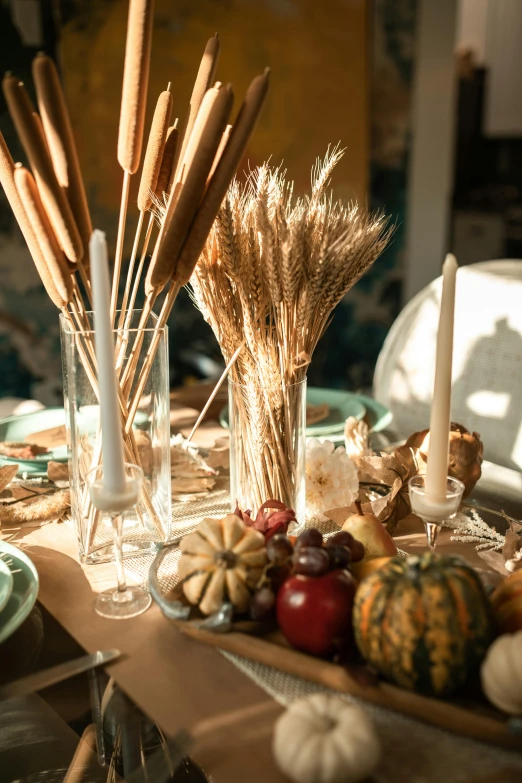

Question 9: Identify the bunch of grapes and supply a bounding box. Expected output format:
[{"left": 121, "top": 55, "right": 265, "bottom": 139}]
[{"left": 250, "top": 528, "right": 365, "bottom": 621}]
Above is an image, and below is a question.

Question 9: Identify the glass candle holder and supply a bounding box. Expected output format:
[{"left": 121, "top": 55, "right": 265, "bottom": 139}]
[
  {"left": 60, "top": 310, "right": 171, "bottom": 565},
  {"left": 228, "top": 377, "right": 306, "bottom": 531},
  {"left": 86, "top": 462, "right": 151, "bottom": 619},
  {"left": 408, "top": 474, "right": 465, "bottom": 551}
]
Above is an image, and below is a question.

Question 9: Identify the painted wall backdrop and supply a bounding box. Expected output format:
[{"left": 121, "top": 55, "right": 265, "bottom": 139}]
[{"left": 0, "top": 0, "right": 416, "bottom": 403}]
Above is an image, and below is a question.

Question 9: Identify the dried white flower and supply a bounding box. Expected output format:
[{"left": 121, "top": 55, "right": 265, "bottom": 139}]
[
  {"left": 306, "top": 438, "right": 359, "bottom": 520},
  {"left": 450, "top": 509, "right": 505, "bottom": 551},
  {"left": 344, "top": 416, "right": 369, "bottom": 459}
]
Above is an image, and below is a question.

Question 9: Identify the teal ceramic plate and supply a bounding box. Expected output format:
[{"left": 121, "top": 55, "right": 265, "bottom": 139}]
[
  {"left": 220, "top": 387, "right": 369, "bottom": 437},
  {"left": 220, "top": 388, "right": 392, "bottom": 440},
  {"left": 0, "top": 407, "right": 148, "bottom": 477},
  {"left": 0, "top": 541, "right": 39, "bottom": 644},
  {"left": 358, "top": 394, "right": 393, "bottom": 434},
  {"left": 0, "top": 408, "right": 68, "bottom": 465},
  {"left": 0, "top": 558, "right": 13, "bottom": 615}
]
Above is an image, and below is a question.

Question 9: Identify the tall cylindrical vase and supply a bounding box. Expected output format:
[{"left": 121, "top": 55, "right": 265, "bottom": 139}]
[
  {"left": 228, "top": 377, "right": 306, "bottom": 531},
  {"left": 60, "top": 310, "right": 171, "bottom": 564}
]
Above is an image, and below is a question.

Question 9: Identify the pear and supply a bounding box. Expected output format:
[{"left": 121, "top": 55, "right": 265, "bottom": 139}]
[{"left": 342, "top": 502, "right": 397, "bottom": 560}]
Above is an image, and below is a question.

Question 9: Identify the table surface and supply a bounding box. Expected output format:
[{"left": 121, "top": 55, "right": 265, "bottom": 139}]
[{"left": 2, "top": 390, "right": 522, "bottom": 783}]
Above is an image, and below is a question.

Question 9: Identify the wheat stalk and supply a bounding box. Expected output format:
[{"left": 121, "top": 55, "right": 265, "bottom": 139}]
[{"left": 189, "top": 148, "right": 392, "bottom": 516}]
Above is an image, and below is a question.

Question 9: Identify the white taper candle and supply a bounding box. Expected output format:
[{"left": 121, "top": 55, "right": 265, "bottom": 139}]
[
  {"left": 90, "top": 230, "right": 127, "bottom": 495},
  {"left": 425, "top": 253, "right": 458, "bottom": 500}
]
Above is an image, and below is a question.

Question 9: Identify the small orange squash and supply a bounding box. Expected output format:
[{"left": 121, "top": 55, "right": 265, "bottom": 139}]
[{"left": 491, "top": 570, "right": 522, "bottom": 634}]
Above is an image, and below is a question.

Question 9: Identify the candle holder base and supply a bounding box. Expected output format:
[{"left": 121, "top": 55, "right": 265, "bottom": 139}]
[
  {"left": 408, "top": 475, "right": 465, "bottom": 552},
  {"left": 95, "top": 585, "right": 152, "bottom": 619},
  {"left": 424, "top": 521, "right": 441, "bottom": 552}
]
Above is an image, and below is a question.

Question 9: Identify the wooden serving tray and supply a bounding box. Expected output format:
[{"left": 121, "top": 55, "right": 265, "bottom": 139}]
[{"left": 170, "top": 617, "right": 521, "bottom": 752}]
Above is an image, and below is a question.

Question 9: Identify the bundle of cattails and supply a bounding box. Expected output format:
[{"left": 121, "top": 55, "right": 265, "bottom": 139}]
[
  {"left": 189, "top": 149, "right": 392, "bottom": 514},
  {"left": 0, "top": 0, "right": 269, "bottom": 552}
]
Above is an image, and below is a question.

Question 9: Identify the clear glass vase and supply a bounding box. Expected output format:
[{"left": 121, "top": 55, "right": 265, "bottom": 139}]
[
  {"left": 60, "top": 310, "right": 171, "bottom": 565},
  {"left": 228, "top": 377, "right": 306, "bottom": 531}
]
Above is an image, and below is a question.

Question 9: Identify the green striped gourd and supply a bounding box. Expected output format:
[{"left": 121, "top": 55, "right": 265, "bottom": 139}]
[{"left": 353, "top": 553, "right": 494, "bottom": 697}]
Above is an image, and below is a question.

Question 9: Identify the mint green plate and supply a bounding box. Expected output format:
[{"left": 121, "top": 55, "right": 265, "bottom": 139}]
[
  {"left": 220, "top": 386, "right": 366, "bottom": 437},
  {"left": 0, "top": 408, "right": 67, "bottom": 465},
  {"left": 0, "top": 407, "right": 149, "bottom": 478},
  {"left": 0, "top": 558, "right": 13, "bottom": 615},
  {"left": 0, "top": 541, "right": 39, "bottom": 644}
]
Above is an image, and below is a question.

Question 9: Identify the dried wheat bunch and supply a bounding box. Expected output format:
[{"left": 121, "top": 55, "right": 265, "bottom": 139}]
[{"left": 188, "top": 146, "right": 392, "bottom": 513}]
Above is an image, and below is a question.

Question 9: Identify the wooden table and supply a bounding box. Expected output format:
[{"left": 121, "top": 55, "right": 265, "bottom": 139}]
[{"left": 7, "top": 393, "right": 522, "bottom": 783}]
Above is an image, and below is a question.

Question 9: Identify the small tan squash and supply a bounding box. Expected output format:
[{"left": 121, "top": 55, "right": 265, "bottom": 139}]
[
  {"left": 481, "top": 630, "right": 522, "bottom": 715},
  {"left": 178, "top": 514, "right": 267, "bottom": 615},
  {"left": 273, "top": 694, "right": 380, "bottom": 783}
]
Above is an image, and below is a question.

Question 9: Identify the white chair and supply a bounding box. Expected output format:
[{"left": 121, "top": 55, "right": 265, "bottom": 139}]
[{"left": 373, "top": 260, "right": 522, "bottom": 471}]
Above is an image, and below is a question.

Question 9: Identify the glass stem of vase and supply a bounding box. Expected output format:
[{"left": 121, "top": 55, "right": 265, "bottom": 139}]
[{"left": 112, "top": 514, "right": 127, "bottom": 593}]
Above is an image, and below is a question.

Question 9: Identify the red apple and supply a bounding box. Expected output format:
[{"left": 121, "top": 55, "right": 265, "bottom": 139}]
[{"left": 276, "top": 570, "right": 357, "bottom": 657}]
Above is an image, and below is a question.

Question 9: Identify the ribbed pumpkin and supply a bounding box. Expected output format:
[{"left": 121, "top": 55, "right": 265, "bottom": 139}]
[
  {"left": 178, "top": 514, "right": 267, "bottom": 615},
  {"left": 353, "top": 554, "right": 494, "bottom": 697}
]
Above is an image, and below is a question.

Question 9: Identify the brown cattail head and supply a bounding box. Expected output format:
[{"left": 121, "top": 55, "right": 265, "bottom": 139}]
[
  {"left": 32, "top": 53, "right": 93, "bottom": 258},
  {"left": 145, "top": 82, "right": 233, "bottom": 295},
  {"left": 154, "top": 123, "right": 178, "bottom": 201},
  {"left": 207, "top": 123, "right": 232, "bottom": 184},
  {"left": 2, "top": 73, "right": 83, "bottom": 263},
  {"left": 175, "top": 69, "right": 270, "bottom": 284},
  {"left": 137, "top": 88, "right": 173, "bottom": 212},
  {"left": 117, "top": 0, "right": 155, "bottom": 173},
  {"left": 173, "top": 33, "right": 220, "bottom": 183},
  {"left": 14, "top": 164, "right": 73, "bottom": 304},
  {"left": 0, "top": 132, "right": 67, "bottom": 308}
]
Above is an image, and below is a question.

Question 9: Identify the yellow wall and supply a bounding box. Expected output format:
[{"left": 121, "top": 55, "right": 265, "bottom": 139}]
[{"left": 60, "top": 0, "right": 368, "bottom": 251}]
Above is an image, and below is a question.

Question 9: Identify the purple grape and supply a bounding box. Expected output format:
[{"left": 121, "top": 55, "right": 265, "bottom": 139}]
[
  {"left": 325, "top": 543, "right": 352, "bottom": 570},
  {"left": 348, "top": 539, "right": 365, "bottom": 563},
  {"left": 250, "top": 586, "right": 276, "bottom": 620},
  {"left": 266, "top": 534, "right": 293, "bottom": 564},
  {"left": 295, "top": 528, "right": 323, "bottom": 551},
  {"left": 329, "top": 530, "right": 355, "bottom": 548},
  {"left": 266, "top": 563, "right": 292, "bottom": 592},
  {"left": 294, "top": 546, "right": 330, "bottom": 577}
]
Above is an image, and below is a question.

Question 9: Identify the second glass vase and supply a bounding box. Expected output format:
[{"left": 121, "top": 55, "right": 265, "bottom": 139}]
[{"left": 228, "top": 377, "right": 306, "bottom": 531}]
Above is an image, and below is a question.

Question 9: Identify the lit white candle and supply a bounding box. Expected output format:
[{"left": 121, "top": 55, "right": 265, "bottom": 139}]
[
  {"left": 90, "top": 230, "right": 126, "bottom": 495},
  {"left": 425, "top": 253, "right": 458, "bottom": 501}
]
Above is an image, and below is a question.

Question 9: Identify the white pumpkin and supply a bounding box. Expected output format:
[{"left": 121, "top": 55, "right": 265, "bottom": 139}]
[
  {"left": 273, "top": 693, "right": 380, "bottom": 783},
  {"left": 178, "top": 514, "right": 267, "bottom": 615},
  {"left": 481, "top": 630, "right": 522, "bottom": 715}
]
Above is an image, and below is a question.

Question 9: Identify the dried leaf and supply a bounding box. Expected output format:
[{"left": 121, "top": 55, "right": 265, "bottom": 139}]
[
  {"left": 47, "top": 461, "right": 69, "bottom": 483},
  {"left": 0, "top": 464, "right": 19, "bottom": 493},
  {"left": 503, "top": 527, "right": 522, "bottom": 562},
  {"left": 171, "top": 477, "right": 216, "bottom": 493},
  {"left": 356, "top": 447, "right": 418, "bottom": 532},
  {"left": 206, "top": 442, "right": 230, "bottom": 470},
  {"left": 477, "top": 548, "right": 509, "bottom": 575},
  {"left": 324, "top": 505, "right": 356, "bottom": 527}
]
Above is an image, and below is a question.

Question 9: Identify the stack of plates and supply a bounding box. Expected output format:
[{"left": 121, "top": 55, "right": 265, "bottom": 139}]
[
  {"left": 0, "top": 542, "right": 39, "bottom": 644},
  {"left": 220, "top": 386, "right": 392, "bottom": 443}
]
